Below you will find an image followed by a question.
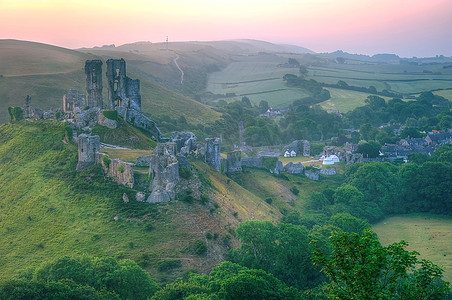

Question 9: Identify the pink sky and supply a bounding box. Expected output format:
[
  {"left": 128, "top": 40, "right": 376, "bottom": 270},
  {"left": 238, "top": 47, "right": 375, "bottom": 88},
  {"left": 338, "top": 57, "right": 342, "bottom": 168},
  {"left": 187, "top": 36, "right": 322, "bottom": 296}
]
[{"left": 1, "top": 0, "right": 451, "bottom": 57}]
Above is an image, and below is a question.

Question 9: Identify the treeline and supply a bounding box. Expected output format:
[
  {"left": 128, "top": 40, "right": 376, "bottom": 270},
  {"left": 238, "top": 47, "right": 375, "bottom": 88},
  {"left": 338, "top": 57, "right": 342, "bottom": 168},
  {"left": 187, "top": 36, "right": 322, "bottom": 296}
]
[
  {"left": 324, "top": 80, "right": 401, "bottom": 98},
  {"left": 346, "top": 92, "right": 452, "bottom": 129}
]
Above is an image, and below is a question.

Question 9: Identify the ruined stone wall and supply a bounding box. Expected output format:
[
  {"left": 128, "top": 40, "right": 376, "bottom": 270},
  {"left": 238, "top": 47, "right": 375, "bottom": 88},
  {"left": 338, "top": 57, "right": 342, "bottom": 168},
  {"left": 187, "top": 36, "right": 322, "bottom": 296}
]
[
  {"left": 170, "top": 132, "right": 197, "bottom": 155},
  {"left": 106, "top": 59, "right": 141, "bottom": 111},
  {"left": 205, "top": 138, "right": 221, "bottom": 172},
  {"left": 116, "top": 107, "right": 161, "bottom": 140},
  {"left": 76, "top": 134, "right": 100, "bottom": 171},
  {"left": 96, "top": 153, "right": 134, "bottom": 188},
  {"left": 147, "top": 143, "right": 180, "bottom": 203},
  {"left": 283, "top": 140, "right": 310, "bottom": 157},
  {"left": 75, "top": 107, "right": 100, "bottom": 129},
  {"left": 135, "top": 155, "right": 151, "bottom": 167},
  {"left": 85, "top": 60, "right": 103, "bottom": 108},
  {"left": 225, "top": 151, "right": 242, "bottom": 173},
  {"left": 63, "top": 89, "right": 85, "bottom": 113},
  {"left": 283, "top": 162, "right": 304, "bottom": 174},
  {"left": 241, "top": 157, "right": 264, "bottom": 169}
]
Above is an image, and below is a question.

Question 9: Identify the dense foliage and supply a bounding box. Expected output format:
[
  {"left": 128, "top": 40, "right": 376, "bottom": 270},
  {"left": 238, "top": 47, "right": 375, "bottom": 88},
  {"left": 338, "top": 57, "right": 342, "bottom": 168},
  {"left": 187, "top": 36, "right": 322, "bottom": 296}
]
[
  {"left": 312, "top": 230, "right": 450, "bottom": 299},
  {"left": 0, "top": 256, "right": 159, "bottom": 299}
]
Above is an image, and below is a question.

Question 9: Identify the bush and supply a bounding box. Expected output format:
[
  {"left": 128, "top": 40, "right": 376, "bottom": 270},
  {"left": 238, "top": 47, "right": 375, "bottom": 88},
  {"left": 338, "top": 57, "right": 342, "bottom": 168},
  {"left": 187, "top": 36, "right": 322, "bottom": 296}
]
[
  {"left": 103, "top": 110, "right": 118, "bottom": 120},
  {"left": 179, "top": 166, "right": 192, "bottom": 179},
  {"left": 158, "top": 260, "right": 182, "bottom": 272},
  {"left": 181, "top": 190, "right": 195, "bottom": 203},
  {"left": 102, "top": 156, "right": 111, "bottom": 168},
  {"left": 262, "top": 157, "right": 278, "bottom": 170},
  {"left": 193, "top": 241, "right": 207, "bottom": 255},
  {"left": 118, "top": 165, "right": 125, "bottom": 173},
  {"left": 290, "top": 186, "right": 300, "bottom": 195},
  {"left": 200, "top": 194, "right": 210, "bottom": 205},
  {"left": 206, "top": 232, "right": 213, "bottom": 240},
  {"left": 265, "top": 198, "right": 273, "bottom": 205}
]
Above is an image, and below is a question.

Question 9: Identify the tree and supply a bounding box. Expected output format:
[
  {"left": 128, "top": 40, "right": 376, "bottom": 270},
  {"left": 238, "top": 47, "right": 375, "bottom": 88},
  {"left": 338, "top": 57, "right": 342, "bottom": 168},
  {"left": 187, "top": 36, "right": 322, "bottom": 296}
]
[
  {"left": 229, "top": 221, "right": 322, "bottom": 289},
  {"left": 328, "top": 213, "right": 370, "bottom": 233},
  {"left": 312, "top": 230, "right": 450, "bottom": 299},
  {"left": 258, "top": 100, "right": 269, "bottom": 113},
  {"left": 356, "top": 141, "right": 381, "bottom": 158}
]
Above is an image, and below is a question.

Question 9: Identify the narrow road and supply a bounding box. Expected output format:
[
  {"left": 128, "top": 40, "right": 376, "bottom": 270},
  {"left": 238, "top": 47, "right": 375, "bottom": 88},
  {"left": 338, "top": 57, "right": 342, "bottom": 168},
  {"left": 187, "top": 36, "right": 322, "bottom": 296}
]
[{"left": 173, "top": 53, "right": 184, "bottom": 85}]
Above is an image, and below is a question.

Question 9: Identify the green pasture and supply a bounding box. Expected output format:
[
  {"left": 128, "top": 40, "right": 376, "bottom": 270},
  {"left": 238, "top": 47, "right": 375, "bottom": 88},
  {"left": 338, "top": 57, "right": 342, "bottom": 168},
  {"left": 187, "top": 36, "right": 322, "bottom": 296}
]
[
  {"left": 373, "top": 214, "right": 452, "bottom": 283},
  {"left": 320, "top": 88, "right": 384, "bottom": 112}
]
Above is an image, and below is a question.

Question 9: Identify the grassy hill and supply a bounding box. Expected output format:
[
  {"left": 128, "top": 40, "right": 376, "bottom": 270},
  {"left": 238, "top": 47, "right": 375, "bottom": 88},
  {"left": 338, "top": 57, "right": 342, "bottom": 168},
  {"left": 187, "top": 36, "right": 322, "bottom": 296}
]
[
  {"left": 0, "top": 39, "right": 221, "bottom": 127},
  {"left": 0, "top": 121, "right": 282, "bottom": 284},
  {"left": 373, "top": 214, "right": 452, "bottom": 283}
]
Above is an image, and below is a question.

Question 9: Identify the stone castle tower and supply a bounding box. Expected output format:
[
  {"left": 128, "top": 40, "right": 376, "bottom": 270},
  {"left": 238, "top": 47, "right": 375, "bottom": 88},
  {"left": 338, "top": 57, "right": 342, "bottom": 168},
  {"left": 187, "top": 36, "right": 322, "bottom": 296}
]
[
  {"left": 85, "top": 60, "right": 103, "bottom": 108},
  {"left": 76, "top": 134, "right": 100, "bottom": 171},
  {"left": 205, "top": 138, "right": 221, "bottom": 172},
  {"left": 106, "top": 59, "right": 141, "bottom": 111}
]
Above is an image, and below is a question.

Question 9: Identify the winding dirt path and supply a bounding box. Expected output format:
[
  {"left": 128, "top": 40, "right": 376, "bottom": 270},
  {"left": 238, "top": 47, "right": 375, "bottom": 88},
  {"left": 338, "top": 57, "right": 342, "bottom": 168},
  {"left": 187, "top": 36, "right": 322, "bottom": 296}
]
[{"left": 173, "top": 53, "right": 184, "bottom": 85}]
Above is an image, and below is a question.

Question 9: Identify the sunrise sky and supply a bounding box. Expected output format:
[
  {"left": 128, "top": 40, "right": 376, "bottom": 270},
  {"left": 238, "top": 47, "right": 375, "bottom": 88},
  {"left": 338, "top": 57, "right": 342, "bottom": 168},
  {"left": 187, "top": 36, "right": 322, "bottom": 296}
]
[{"left": 1, "top": 0, "right": 451, "bottom": 57}]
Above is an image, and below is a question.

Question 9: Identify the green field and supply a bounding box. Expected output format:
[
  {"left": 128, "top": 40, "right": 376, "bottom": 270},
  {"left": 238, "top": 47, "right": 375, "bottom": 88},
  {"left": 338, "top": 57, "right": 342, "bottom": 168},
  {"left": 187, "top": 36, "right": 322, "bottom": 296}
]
[
  {"left": 373, "top": 214, "right": 452, "bottom": 283},
  {"left": 206, "top": 54, "right": 309, "bottom": 108},
  {"left": 320, "top": 88, "right": 390, "bottom": 113}
]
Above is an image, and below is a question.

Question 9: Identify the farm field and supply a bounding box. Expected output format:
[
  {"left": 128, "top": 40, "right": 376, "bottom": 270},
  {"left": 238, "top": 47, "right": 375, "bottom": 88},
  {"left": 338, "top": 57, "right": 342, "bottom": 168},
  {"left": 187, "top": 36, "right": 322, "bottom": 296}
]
[
  {"left": 434, "top": 89, "right": 452, "bottom": 101},
  {"left": 309, "top": 64, "right": 452, "bottom": 94},
  {"left": 373, "top": 214, "right": 452, "bottom": 283},
  {"left": 320, "top": 88, "right": 390, "bottom": 113},
  {"left": 206, "top": 54, "right": 309, "bottom": 108}
]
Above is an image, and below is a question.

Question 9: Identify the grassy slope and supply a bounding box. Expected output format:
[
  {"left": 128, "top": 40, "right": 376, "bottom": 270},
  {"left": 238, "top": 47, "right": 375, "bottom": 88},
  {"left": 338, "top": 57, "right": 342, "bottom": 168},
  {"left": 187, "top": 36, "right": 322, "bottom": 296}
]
[
  {"left": 0, "top": 40, "right": 221, "bottom": 127},
  {"left": 92, "top": 118, "right": 157, "bottom": 149},
  {"left": 373, "top": 214, "right": 452, "bottom": 283},
  {"left": 0, "top": 121, "right": 277, "bottom": 285}
]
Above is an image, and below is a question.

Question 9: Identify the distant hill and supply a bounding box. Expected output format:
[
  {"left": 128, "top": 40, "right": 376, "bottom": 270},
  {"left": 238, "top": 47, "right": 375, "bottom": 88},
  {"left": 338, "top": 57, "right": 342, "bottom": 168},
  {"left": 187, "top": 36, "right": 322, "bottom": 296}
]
[{"left": 0, "top": 39, "right": 221, "bottom": 126}]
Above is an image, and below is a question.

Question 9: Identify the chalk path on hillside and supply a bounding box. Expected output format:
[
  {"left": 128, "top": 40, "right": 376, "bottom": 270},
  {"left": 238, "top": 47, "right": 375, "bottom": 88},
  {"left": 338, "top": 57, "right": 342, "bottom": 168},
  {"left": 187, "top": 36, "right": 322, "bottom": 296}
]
[{"left": 173, "top": 53, "right": 184, "bottom": 85}]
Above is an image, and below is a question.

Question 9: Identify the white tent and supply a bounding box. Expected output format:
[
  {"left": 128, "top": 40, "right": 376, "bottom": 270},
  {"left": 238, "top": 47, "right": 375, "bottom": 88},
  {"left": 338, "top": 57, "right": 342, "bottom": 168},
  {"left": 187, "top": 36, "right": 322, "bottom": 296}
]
[
  {"left": 330, "top": 155, "right": 340, "bottom": 162},
  {"left": 284, "top": 151, "right": 291, "bottom": 158},
  {"left": 323, "top": 156, "right": 334, "bottom": 165},
  {"left": 290, "top": 150, "right": 296, "bottom": 157}
]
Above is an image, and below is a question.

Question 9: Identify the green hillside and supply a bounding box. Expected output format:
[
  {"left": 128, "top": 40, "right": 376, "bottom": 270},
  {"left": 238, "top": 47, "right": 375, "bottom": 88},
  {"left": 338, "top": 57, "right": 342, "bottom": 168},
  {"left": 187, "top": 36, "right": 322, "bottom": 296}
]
[
  {"left": 0, "top": 39, "right": 221, "bottom": 127},
  {"left": 0, "top": 121, "right": 278, "bottom": 284}
]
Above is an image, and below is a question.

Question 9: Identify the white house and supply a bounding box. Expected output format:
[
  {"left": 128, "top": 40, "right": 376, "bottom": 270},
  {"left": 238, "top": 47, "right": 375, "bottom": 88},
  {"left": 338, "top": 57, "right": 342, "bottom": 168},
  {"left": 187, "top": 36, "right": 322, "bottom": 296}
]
[
  {"left": 284, "top": 151, "right": 291, "bottom": 158},
  {"left": 290, "top": 150, "right": 296, "bottom": 157}
]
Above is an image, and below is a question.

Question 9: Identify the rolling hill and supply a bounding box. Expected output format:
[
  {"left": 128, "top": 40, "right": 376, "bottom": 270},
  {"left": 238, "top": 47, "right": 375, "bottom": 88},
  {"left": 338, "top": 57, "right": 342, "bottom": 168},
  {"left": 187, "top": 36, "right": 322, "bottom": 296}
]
[
  {"left": 0, "top": 39, "right": 221, "bottom": 126},
  {"left": 0, "top": 121, "right": 284, "bottom": 284}
]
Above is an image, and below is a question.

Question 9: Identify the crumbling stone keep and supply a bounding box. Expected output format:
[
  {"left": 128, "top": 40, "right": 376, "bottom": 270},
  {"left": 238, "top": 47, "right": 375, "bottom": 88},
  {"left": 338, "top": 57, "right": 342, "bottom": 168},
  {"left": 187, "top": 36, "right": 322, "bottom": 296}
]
[
  {"left": 106, "top": 59, "right": 141, "bottom": 111},
  {"left": 85, "top": 60, "right": 103, "bottom": 108},
  {"left": 96, "top": 153, "right": 135, "bottom": 188},
  {"left": 76, "top": 134, "right": 100, "bottom": 171},
  {"left": 63, "top": 89, "right": 85, "bottom": 113},
  {"left": 205, "top": 138, "right": 221, "bottom": 172},
  {"left": 147, "top": 143, "right": 180, "bottom": 203}
]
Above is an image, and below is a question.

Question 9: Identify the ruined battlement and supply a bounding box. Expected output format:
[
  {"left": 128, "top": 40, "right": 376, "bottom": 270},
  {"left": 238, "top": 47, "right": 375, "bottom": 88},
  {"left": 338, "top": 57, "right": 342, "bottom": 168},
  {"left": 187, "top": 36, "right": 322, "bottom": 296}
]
[
  {"left": 106, "top": 58, "right": 141, "bottom": 111},
  {"left": 85, "top": 60, "right": 103, "bottom": 108}
]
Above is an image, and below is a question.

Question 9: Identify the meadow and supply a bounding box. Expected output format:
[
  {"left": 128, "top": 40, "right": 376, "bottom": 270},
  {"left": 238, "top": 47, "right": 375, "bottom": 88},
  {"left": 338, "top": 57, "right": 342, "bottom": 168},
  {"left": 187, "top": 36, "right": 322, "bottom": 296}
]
[{"left": 373, "top": 214, "right": 452, "bottom": 283}]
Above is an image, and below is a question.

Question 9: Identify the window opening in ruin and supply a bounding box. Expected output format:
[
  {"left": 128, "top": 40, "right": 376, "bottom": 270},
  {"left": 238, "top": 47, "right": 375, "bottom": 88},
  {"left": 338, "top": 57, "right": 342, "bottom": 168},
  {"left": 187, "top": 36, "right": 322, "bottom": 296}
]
[
  {"left": 116, "top": 69, "right": 120, "bottom": 77},
  {"left": 115, "top": 97, "right": 123, "bottom": 107},
  {"left": 114, "top": 82, "right": 118, "bottom": 91}
]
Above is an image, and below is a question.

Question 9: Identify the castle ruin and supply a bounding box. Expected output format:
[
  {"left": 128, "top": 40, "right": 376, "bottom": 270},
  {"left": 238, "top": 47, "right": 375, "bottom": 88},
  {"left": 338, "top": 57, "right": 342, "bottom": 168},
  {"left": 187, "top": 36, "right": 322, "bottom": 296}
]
[
  {"left": 76, "top": 134, "right": 100, "bottom": 171},
  {"left": 205, "top": 138, "right": 221, "bottom": 172},
  {"left": 106, "top": 58, "right": 141, "bottom": 111},
  {"left": 147, "top": 142, "right": 180, "bottom": 203},
  {"left": 63, "top": 89, "right": 85, "bottom": 113},
  {"left": 85, "top": 60, "right": 103, "bottom": 108}
]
